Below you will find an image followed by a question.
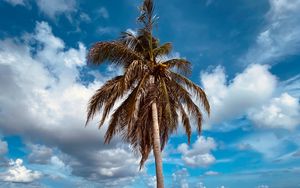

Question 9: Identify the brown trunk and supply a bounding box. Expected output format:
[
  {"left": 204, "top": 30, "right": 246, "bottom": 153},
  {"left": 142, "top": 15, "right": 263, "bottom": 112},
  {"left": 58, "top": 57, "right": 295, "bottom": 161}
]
[{"left": 151, "top": 102, "right": 164, "bottom": 188}]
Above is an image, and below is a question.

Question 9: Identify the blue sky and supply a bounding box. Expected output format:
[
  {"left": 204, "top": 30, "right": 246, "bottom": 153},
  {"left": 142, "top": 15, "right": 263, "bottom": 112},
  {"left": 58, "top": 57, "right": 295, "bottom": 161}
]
[{"left": 0, "top": 0, "right": 300, "bottom": 187}]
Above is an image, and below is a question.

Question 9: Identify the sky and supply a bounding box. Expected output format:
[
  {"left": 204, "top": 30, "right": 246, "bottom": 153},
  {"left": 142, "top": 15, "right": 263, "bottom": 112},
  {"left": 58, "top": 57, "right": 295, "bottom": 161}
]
[{"left": 0, "top": 0, "right": 300, "bottom": 187}]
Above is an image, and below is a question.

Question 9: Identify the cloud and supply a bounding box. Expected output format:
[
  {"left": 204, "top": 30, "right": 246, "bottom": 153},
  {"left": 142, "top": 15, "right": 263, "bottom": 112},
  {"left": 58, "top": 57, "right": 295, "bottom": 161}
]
[
  {"left": 205, "top": 170, "right": 219, "bottom": 176},
  {"left": 196, "top": 182, "right": 207, "bottom": 188},
  {"left": 172, "top": 168, "right": 189, "bottom": 188},
  {"left": 0, "top": 140, "right": 8, "bottom": 156},
  {"left": 0, "top": 159, "right": 42, "bottom": 183},
  {"left": 79, "top": 12, "right": 91, "bottom": 23},
  {"left": 82, "top": 146, "right": 140, "bottom": 179},
  {"left": 35, "top": 0, "right": 77, "bottom": 19},
  {"left": 279, "top": 74, "right": 300, "bottom": 98},
  {"left": 28, "top": 144, "right": 53, "bottom": 164},
  {"left": 238, "top": 132, "right": 287, "bottom": 159},
  {"left": 242, "top": 0, "right": 300, "bottom": 64},
  {"left": 201, "top": 64, "right": 276, "bottom": 125},
  {"left": 272, "top": 150, "right": 300, "bottom": 163},
  {"left": 0, "top": 21, "right": 140, "bottom": 184},
  {"left": 3, "top": 0, "right": 26, "bottom": 6},
  {"left": 97, "top": 26, "right": 119, "bottom": 36},
  {"left": 97, "top": 7, "right": 109, "bottom": 19},
  {"left": 178, "top": 136, "right": 216, "bottom": 167},
  {"left": 249, "top": 93, "right": 300, "bottom": 130},
  {"left": 257, "top": 185, "right": 269, "bottom": 188},
  {"left": 145, "top": 176, "right": 156, "bottom": 188},
  {"left": 198, "top": 166, "right": 300, "bottom": 188},
  {"left": 201, "top": 64, "right": 300, "bottom": 130}
]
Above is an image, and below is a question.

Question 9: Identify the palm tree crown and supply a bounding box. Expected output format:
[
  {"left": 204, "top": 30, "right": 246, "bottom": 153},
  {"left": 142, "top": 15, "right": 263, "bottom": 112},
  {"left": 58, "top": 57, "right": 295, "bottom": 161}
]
[{"left": 86, "top": 0, "right": 210, "bottom": 178}]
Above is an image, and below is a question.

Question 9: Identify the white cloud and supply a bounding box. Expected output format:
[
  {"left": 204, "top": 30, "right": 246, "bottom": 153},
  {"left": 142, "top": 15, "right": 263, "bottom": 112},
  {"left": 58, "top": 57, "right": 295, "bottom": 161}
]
[
  {"left": 238, "top": 132, "right": 287, "bottom": 159},
  {"left": 35, "top": 0, "right": 77, "bottom": 19},
  {"left": 242, "top": 0, "right": 300, "bottom": 64},
  {"left": 279, "top": 74, "right": 300, "bottom": 98},
  {"left": 249, "top": 93, "right": 300, "bottom": 130},
  {"left": 0, "top": 140, "right": 8, "bottom": 156},
  {"left": 257, "top": 185, "right": 269, "bottom": 188},
  {"left": 26, "top": 144, "right": 72, "bottom": 180},
  {"left": 0, "top": 21, "right": 140, "bottom": 182},
  {"left": 145, "top": 176, "right": 156, "bottom": 188},
  {"left": 204, "top": 170, "right": 219, "bottom": 176},
  {"left": 97, "top": 27, "right": 119, "bottom": 36},
  {"left": 172, "top": 168, "right": 189, "bottom": 188},
  {"left": 3, "top": 0, "right": 26, "bottom": 6},
  {"left": 201, "top": 64, "right": 300, "bottom": 130},
  {"left": 0, "top": 159, "right": 42, "bottom": 183},
  {"left": 201, "top": 64, "right": 276, "bottom": 125},
  {"left": 178, "top": 136, "right": 216, "bottom": 167},
  {"left": 196, "top": 182, "right": 207, "bottom": 188},
  {"left": 92, "top": 147, "right": 140, "bottom": 178}
]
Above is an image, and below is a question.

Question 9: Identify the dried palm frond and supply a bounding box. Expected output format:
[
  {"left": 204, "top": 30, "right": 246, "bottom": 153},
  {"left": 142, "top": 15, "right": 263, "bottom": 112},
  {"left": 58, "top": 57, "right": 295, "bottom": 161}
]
[
  {"left": 162, "top": 59, "right": 192, "bottom": 75},
  {"left": 87, "top": 42, "right": 143, "bottom": 66},
  {"left": 86, "top": 76, "right": 124, "bottom": 126},
  {"left": 154, "top": 42, "right": 172, "bottom": 57},
  {"left": 170, "top": 72, "right": 210, "bottom": 115}
]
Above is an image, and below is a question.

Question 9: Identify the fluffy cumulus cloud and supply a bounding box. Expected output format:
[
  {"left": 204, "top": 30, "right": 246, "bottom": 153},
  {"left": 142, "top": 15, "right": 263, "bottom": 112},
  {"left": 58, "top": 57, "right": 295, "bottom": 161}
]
[
  {"left": 0, "top": 159, "right": 42, "bottom": 183},
  {"left": 36, "top": 0, "right": 77, "bottom": 19},
  {"left": 0, "top": 21, "right": 140, "bottom": 185},
  {"left": 242, "top": 0, "right": 300, "bottom": 64},
  {"left": 249, "top": 93, "right": 300, "bottom": 130},
  {"left": 178, "top": 136, "right": 216, "bottom": 167},
  {"left": 201, "top": 64, "right": 276, "bottom": 125},
  {"left": 86, "top": 147, "right": 140, "bottom": 178},
  {"left": 201, "top": 64, "right": 300, "bottom": 130}
]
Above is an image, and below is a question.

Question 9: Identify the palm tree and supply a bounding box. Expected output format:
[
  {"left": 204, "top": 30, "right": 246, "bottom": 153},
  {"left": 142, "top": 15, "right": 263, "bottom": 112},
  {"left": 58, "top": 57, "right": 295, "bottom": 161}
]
[{"left": 85, "top": 0, "right": 210, "bottom": 187}]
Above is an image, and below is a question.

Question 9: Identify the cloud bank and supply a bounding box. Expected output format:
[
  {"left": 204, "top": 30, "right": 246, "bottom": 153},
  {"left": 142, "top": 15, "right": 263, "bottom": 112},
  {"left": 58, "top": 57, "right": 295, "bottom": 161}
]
[
  {"left": 201, "top": 64, "right": 300, "bottom": 130},
  {"left": 0, "top": 21, "right": 140, "bottom": 185}
]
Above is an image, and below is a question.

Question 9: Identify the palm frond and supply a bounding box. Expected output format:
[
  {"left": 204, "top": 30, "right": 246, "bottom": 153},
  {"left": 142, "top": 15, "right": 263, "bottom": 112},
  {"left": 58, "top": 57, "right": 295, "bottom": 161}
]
[
  {"left": 138, "top": 0, "right": 156, "bottom": 30},
  {"left": 124, "top": 60, "right": 147, "bottom": 89},
  {"left": 159, "top": 78, "right": 172, "bottom": 125},
  {"left": 98, "top": 85, "right": 125, "bottom": 128},
  {"left": 87, "top": 42, "right": 143, "bottom": 66},
  {"left": 134, "top": 96, "right": 154, "bottom": 169},
  {"left": 170, "top": 72, "right": 210, "bottom": 115},
  {"left": 162, "top": 59, "right": 192, "bottom": 75},
  {"left": 178, "top": 103, "right": 191, "bottom": 144},
  {"left": 166, "top": 78, "right": 204, "bottom": 134},
  {"left": 86, "top": 76, "right": 124, "bottom": 126},
  {"left": 104, "top": 74, "right": 149, "bottom": 143},
  {"left": 119, "top": 31, "right": 140, "bottom": 50},
  {"left": 154, "top": 43, "right": 172, "bottom": 57}
]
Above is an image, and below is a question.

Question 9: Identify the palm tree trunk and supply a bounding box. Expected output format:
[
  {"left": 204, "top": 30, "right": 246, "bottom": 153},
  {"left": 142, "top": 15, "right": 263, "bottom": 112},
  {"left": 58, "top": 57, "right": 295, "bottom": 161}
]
[{"left": 151, "top": 101, "right": 164, "bottom": 188}]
